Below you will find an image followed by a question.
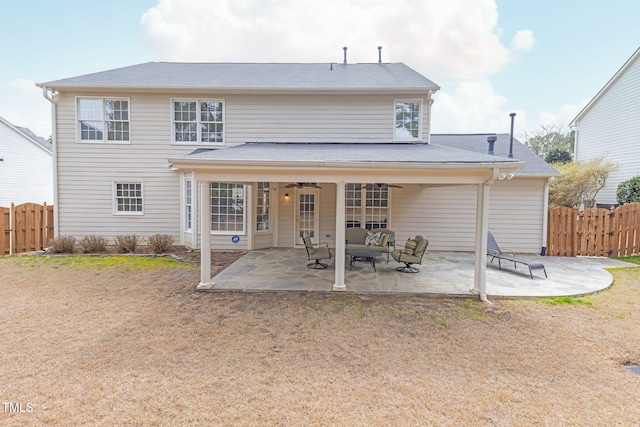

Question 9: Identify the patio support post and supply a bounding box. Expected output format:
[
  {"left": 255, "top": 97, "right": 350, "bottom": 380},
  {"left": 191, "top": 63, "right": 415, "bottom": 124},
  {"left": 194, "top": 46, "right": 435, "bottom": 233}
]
[
  {"left": 333, "top": 181, "right": 347, "bottom": 290},
  {"left": 197, "top": 181, "right": 214, "bottom": 290},
  {"left": 473, "top": 181, "right": 490, "bottom": 302}
]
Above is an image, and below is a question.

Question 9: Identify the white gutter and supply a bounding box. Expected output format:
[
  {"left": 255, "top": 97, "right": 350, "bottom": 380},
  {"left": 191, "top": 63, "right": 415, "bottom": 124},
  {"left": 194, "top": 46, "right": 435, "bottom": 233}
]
[{"left": 42, "top": 87, "right": 58, "bottom": 238}]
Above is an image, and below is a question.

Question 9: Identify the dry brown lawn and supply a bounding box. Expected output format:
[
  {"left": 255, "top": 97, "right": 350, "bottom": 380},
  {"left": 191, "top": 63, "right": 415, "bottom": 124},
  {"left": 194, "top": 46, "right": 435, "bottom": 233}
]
[{"left": 1, "top": 254, "right": 640, "bottom": 426}]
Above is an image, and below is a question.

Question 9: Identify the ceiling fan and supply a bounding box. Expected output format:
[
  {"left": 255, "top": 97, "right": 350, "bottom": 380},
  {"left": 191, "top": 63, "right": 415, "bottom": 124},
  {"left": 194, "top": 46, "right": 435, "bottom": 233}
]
[
  {"left": 362, "top": 183, "right": 403, "bottom": 189},
  {"left": 280, "top": 182, "right": 323, "bottom": 189}
]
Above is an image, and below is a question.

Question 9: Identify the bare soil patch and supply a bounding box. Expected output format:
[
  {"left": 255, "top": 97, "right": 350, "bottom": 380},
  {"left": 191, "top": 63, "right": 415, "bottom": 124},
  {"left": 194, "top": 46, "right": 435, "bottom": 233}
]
[{"left": 1, "top": 255, "right": 640, "bottom": 425}]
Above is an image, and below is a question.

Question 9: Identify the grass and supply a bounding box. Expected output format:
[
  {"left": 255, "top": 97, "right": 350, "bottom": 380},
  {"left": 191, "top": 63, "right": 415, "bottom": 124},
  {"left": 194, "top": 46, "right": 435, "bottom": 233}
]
[
  {"left": 536, "top": 296, "right": 593, "bottom": 306},
  {"left": 613, "top": 255, "right": 640, "bottom": 265},
  {"left": 0, "top": 254, "right": 198, "bottom": 271}
]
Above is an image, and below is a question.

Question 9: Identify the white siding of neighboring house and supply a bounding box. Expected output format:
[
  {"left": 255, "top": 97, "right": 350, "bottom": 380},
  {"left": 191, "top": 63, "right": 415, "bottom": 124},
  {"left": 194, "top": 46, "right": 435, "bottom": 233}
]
[
  {"left": 574, "top": 52, "right": 640, "bottom": 205},
  {"left": 0, "top": 120, "right": 53, "bottom": 207},
  {"left": 53, "top": 91, "right": 430, "bottom": 243}
]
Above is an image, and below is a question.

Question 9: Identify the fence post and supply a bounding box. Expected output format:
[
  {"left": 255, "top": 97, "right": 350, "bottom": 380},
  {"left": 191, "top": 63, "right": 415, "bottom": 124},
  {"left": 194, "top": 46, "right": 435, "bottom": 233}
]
[{"left": 9, "top": 202, "right": 14, "bottom": 255}]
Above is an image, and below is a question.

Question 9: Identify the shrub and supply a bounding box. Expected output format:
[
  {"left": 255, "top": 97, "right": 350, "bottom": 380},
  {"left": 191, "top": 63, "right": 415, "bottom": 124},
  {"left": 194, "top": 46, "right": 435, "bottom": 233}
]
[
  {"left": 616, "top": 176, "right": 640, "bottom": 205},
  {"left": 147, "top": 234, "right": 174, "bottom": 254},
  {"left": 114, "top": 234, "right": 139, "bottom": 253},
  {"left": 78, "top": 235, "right": 109, "bottom": 253},
  {"left": 48, "top": 236, "right": 77, "bottom": 254}
]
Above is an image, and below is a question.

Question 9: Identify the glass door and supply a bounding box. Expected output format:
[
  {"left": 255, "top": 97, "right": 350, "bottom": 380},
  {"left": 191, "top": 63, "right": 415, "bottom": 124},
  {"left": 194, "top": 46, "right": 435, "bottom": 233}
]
[{"left": 295, "top": 188, "right": 319, "bottom": 246}]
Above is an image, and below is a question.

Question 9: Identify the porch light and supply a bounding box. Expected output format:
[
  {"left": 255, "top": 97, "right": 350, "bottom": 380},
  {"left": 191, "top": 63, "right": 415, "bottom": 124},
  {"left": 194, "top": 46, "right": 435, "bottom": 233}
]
[{"left": 284, "top": 193, "right": 290, "bottom": 201}]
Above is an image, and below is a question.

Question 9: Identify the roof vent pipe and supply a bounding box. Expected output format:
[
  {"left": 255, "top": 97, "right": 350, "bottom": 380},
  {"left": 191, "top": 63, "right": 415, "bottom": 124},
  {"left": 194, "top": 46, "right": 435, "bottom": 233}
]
[
  {"left": 508, "top": 112, "right": 516, "bottom": 158},
  {"left": 487, "top": 135, "right": 497, "bottom": 155},
  {"left": 343, "top": 47, "right": 347, "bottom": 64},
  {"left": 378, "top": 46, "right": 382, "bottom": 64}
]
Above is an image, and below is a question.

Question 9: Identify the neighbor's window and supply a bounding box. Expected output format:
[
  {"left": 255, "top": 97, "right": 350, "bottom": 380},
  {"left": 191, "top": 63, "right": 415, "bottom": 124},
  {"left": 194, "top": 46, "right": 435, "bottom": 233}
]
[
  {"left": 394, "top": 100, "right": 421, "bottom": 140},
  {"left": 78, "top": 98, "right": 130, "bottom": 142},
  {"left": 210, "top": 182, "right": 244, "bottom": 233},
  {"left": 345, "top": 183, "right": 389, "bottom": 229},
  {"left": 114, "top": 182, "right": 143, "bottom": 214},
  {"left": 256, "top": 182, "right": 270, "bottom": 231},
  {"left": 185, "top": 179, "right": 192, "bottom": 231},
  {"left": 173, "top": 100, "right": 224, "bottom": 144}
]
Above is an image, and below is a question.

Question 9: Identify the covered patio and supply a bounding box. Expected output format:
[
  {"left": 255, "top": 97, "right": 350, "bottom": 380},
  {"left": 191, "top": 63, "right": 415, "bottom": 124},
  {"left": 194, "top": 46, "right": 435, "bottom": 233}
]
[{"left": 204, "top": 248, "right": 635, "bottom": 298}]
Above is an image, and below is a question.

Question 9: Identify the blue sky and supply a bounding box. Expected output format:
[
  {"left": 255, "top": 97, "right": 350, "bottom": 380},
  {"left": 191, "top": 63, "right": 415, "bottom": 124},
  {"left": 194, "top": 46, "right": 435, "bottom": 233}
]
[{"left": 1, "top": 0, "right": 638, "bottom": 139}]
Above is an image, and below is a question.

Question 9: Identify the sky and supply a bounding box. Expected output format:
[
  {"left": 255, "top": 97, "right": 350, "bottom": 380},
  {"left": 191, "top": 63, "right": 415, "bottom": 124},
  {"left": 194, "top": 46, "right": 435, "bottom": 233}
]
[{"left": 0, "top": 0, "right": 638, "bottom": 140}]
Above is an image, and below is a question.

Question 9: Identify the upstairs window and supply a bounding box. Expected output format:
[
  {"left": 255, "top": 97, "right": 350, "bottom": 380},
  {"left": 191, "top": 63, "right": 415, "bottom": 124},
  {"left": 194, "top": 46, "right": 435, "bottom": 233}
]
[
  {"left": 394, "top": 100, "right": 422, "bottom": 141},
  {"left": 78, "top": 98, "right": 130, "bottom": 142},
  {"left": 173, "top": 100, "right": 224, "bottom": 144}
]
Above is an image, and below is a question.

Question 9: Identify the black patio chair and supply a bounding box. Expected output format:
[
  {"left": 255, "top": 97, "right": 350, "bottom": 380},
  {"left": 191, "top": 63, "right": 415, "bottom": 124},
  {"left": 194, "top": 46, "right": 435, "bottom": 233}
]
[{"left": 487, "top": 231, "right": 547, "bottom": 279}]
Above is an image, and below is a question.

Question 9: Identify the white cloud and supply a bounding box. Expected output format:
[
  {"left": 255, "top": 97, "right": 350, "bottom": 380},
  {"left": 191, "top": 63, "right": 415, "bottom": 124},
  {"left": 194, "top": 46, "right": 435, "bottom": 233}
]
[
  {"left": 537, "top": 98, "right": 590, "bottom": 129},
  {"left": 431, "top": 81, "right": 524, "bottom": 134},
  {"left": 511, "top": 30, "right": 535, "bottom": 52},
  {"left": 0, "top": 79, "right": 51, "bottom": 138},
  {"left": 141, "top": 0, "right": 512, "bottom": 83}
]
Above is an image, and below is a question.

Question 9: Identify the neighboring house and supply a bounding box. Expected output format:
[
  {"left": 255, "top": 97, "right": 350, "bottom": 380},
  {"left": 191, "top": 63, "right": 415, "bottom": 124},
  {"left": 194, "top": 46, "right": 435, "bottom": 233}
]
[
  {"left": 37, "top": 60, "right": 557, "bottom": 296},
  {"left": 570, "top": 46, "right": 640, "bottom": 205},
  {"left": 0, "top": 115, "right": 53, "bottom": 206}
]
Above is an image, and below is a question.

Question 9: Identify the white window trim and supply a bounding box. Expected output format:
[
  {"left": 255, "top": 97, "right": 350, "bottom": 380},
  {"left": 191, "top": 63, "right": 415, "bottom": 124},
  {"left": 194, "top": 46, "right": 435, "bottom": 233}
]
[
  {"left": 210, "top": 183, "right": 246, "bottom": 235},
  {"left": 112, "top": 181, "right": 144, "bottom": 216},
  {"left": 76, "top": 96, "right": 131, "bottom": 144},
  {"left": 184, "top": 178, "right": 193, "bottom": 232},
  {"left": 393, "top": 99, "right": 423, "bottom": 142},
  {"left": 171, "top": 98, "right": 226, "bottom": 146}
]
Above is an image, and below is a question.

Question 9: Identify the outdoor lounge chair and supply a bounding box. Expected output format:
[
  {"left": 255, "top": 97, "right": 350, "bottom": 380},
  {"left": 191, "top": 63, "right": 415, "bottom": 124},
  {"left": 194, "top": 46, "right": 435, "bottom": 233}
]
[
  {"left": 487, "top": 231, "right": 547, "bottom": 279},
  {"left": 391, "top": 235, "right": 428, "bottom": 273},
  {"left": 301, "top": 232, "right": 332, "bottom": 269}
]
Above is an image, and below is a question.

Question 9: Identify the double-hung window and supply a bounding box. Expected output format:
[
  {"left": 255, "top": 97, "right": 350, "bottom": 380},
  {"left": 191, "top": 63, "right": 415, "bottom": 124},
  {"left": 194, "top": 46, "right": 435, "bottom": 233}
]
[
  {"left": 78, "top": 98, "right": 130, "bottom": 142},
  {"left": 173, "top": 100, "right": 224, "bottom": 144},
  {"left": 114, "top": 182, "right": 143, "bottom": 215},
  {"left": 256, "top": 182, "right": 271, "bottom": 231},
  {"left": 345, "top": 183, "right": 389, "bottom": 229},
  {"left": 210, "top": 182, "right": 245, "bottom": 233},
  {"left": 394, "top": 100, "right": 422, "bottom": 141}
]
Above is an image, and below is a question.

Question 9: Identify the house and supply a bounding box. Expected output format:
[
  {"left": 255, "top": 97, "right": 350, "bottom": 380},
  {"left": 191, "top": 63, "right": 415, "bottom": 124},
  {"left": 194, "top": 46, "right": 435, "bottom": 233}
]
[
  {"left": 570, "top": 46, "right": 640, "bottom": 205},
  {"left": 0, "top": 115, "right": 53, "bottom": 206},
  {"left": 37, "top": 58, "right": 557, "bottom": 298}
]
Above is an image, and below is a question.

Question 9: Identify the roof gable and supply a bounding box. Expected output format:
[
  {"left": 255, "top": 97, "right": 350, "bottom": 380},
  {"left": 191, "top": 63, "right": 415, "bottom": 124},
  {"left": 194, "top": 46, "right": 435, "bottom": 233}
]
[
  {"left": 0, "top": 116, "right": 52, "bottom": 154},
  {"left": 570, "top": 46, "right": 640, "bottom": 126},
  {"left": 38, "top": 62, "right": 439, "bottom": 93}
]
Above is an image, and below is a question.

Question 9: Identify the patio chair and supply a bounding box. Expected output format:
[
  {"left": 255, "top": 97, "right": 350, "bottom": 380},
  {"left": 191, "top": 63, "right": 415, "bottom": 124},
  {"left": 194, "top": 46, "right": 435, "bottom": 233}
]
[
  {"left": 391, "top": 235, "right": 429, "bottom": 273},
  {"left": 487, "top": 231, "right": 547, "bottom": 279},
  {"left": 301, "top": 232, "right": 332, "bottom": 269}
]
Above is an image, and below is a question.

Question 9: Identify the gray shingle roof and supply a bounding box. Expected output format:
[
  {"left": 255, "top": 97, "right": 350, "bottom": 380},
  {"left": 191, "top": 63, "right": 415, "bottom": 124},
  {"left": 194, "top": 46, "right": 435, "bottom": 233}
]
[
  {"left": 431, "top": 134, "right": 560, "bottom": 176},
  {"left": 181, "top": 142, "right": 521, "bottom": 166},
  {"left": 38, "top": 62, "right": 439, "bottom": 91},
  {"left": 15, "top": 126, "right": 52, "bottom": 152}
]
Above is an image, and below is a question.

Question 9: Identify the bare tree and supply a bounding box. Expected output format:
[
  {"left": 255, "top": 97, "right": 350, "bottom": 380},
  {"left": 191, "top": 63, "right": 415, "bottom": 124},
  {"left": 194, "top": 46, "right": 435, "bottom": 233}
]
[{"left": 523, "top": 124, "right": 574, "bottom": 161}]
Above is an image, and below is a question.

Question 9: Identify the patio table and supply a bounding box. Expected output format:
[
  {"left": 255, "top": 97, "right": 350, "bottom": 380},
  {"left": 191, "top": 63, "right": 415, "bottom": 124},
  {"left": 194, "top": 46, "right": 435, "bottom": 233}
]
[{"left": 346, "top": 249, "right": 383, "bottom": 272}]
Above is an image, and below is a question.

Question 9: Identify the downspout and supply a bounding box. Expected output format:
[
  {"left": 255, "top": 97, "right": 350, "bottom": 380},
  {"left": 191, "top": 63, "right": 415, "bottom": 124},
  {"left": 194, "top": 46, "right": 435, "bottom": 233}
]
[
  {"left": 42, "top": 87, "right": 58, "bottom": 239},
  {"left": 541, "top": 176, "right": 554, "bottom": 256}
]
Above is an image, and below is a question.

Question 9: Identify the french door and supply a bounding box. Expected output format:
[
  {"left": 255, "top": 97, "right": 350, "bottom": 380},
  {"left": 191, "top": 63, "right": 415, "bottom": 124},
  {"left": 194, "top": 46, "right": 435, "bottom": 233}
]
[{"left": 295, "top": 188, "right": 319, "bottom": 246}]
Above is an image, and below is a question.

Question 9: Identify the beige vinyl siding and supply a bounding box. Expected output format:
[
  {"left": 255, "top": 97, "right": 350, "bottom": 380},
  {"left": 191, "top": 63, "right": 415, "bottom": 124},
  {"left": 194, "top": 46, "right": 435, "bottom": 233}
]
[
  {"left": 389, "top": 180, "right": 545, "bottom": 253},
  {"left": 0, "top": 122, "right": 53, "bottom": 206},
  {"left": 575, "top": 55, "right": 640, "bottom": 205}
]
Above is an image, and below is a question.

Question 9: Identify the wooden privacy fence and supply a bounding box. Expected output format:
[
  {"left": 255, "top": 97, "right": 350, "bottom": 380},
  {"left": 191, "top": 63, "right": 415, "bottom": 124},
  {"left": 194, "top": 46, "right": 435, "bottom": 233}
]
[
  {"left": 547, "top": 203, "right": 640, "bottom": 257},
  {"left": 1, "top": 203, "right": 54, "bottom": 255}
]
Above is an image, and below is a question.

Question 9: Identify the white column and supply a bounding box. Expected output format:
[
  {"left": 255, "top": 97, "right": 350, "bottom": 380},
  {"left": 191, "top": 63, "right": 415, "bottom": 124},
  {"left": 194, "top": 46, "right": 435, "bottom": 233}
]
[
  {"left": 333, "top": 181, "right": 346, "bottom": 290},
  {"left": 473, "top": 182, "right": 490, "bottom": 302},
  {"left": 197, "top": 181, "right": 213, "bottom": 290}
]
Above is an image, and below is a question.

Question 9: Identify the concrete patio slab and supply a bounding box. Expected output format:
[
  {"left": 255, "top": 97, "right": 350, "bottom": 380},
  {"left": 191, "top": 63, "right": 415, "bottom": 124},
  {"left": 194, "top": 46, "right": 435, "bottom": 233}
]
[{"left": 207, "top": 249, "right": 637, "bottom": 298}]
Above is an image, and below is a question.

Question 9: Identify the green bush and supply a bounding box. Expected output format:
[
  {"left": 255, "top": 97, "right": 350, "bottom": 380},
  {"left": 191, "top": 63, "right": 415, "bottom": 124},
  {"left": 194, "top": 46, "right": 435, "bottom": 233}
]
[
  {"left": 147, "top": 234, "right": 174, "bottom": 254},
  {"left": 114, "top": 234, "right": 139, "bottom": 253},
  {"left": 78, "top": 235, "right": 109, "bottom": 253},
  {"left": 48, "top": 236, "right": 77, "bottom": 254},
  {"left": 616, "top": 176, "right": 640, "bottom": 205}
]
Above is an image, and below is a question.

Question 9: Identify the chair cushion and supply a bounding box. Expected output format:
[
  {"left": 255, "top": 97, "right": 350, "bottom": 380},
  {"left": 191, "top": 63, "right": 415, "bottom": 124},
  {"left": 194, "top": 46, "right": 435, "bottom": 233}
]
[
  {"left": 365, "top": 231, "right": 382, "bottom": 246},
  {"left": 379, "top": 233, "right": 389, "bottom": 248},
  {"left": 404, "top": 238, "right": 417, "bottom": 255}
]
